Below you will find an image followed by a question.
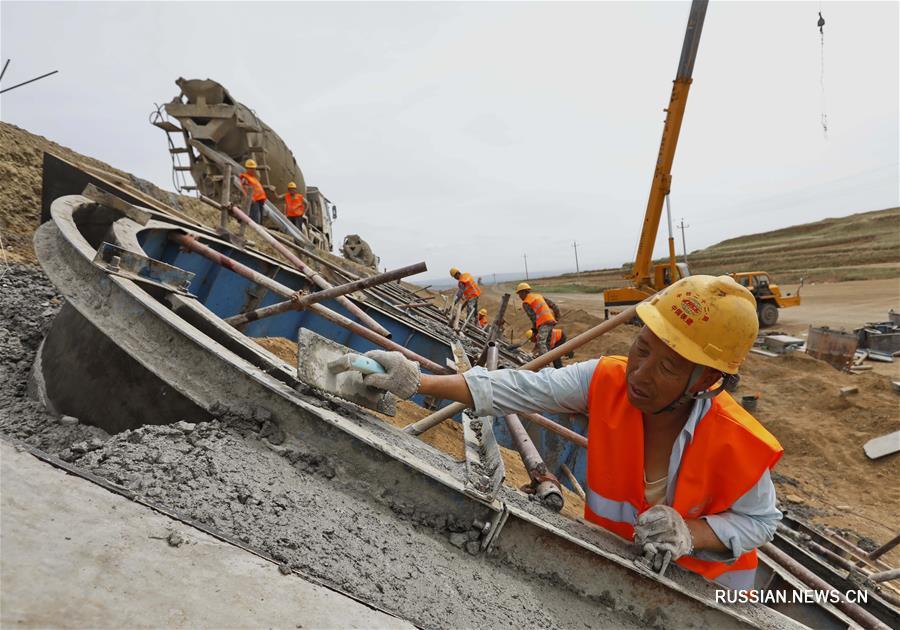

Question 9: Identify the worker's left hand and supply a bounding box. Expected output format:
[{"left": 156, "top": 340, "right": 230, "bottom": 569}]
[
  {"left": 361, "top": 350, "right": 421, "bottom": 399},
  {"left": 634, "top": 505, "right": 693, "bottom": 571}
]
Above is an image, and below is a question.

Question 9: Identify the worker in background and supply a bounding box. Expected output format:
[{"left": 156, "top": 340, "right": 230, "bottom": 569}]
[
  {"left": 360, "top": 276, "right": 783, "bottom": 590},
  {"left": 522, "top": 327, "right": 572, "bottom": 368},
  {"left": 450, "top": 267, "right": 481, "bottom": 317},
  {"left": 516, "top": 282, "right": 561, "bottom": 356},
  {"left": 239, "top": 159, "right": 267, "bottom": 224},
  {"left": 477, "top": 308, "right": 489, "bottom": 329},
  {"left": 282, "top": 182, "right": 306, "bottom": 231}
]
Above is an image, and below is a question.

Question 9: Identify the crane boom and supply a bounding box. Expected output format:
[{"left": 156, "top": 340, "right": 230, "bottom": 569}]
[{"left": 628, "top": 0, "right": 708, "bottom": 288}]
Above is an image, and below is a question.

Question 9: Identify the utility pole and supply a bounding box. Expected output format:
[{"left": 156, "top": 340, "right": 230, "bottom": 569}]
[
  {"left": 493, "top": 273, "right": 497, "bottom": 285},
  {"left": 573, "top": 242, "right": 580, "bottom": 274},
  {"left": 677, "top": 218, "right": 690, "bottom": 265},
  {"left": 523, "top": 253, "right": 529, "bottom": 280}
]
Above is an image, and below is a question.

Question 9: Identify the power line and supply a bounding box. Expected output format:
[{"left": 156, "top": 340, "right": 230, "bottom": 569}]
[
  {"left": 0, "top": 59, "right": 59, "bottom": 95},
  {"left": 677, "top": 219, "right": 690, "bottom": 265}
]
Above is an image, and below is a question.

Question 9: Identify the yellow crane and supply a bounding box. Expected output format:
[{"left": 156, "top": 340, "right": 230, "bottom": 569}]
[
  {"left": 602, "top": 0, "right": 707, "bottom": 318},
  {"left": 602, "top": 0, "right": 801, "bottom": 327}
]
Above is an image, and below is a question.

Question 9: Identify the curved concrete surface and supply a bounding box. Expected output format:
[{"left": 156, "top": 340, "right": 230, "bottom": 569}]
[{"left": 0, "top": 441, "right": 412, "bottom": 629}]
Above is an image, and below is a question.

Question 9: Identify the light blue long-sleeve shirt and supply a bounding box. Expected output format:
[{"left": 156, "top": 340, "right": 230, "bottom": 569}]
[{"left": 462, "top": 359, "right": 782, "bottom": 563}]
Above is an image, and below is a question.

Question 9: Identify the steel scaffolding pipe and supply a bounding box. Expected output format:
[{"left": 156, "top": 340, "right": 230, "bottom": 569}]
[
  {"left": 170, "top": 233, "right": 450, "bottom": 375},
  {"left": 503, "top": 413, "right": 564, "bottom": 512},
  {"left": 482, "top": 344, "right": 562, "bottom": 511},
  {"left": 202, "top": 195, "right": 391, "bottom": 338},
  {"left": 762, "top": 543, "right": 891, "bottom": 630},
  {"left": 223, "top": 262, "right": 427, "bottom": 326}
]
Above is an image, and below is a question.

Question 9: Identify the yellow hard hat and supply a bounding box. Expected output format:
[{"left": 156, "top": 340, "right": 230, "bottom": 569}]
[
  {"left": 449, "top": 267, "right": 460, "bottom": 277},
  {"left": 287, "top": 181, "right": 297, "bottom": 189},
  {"left": 478, "top": 308, "right": 487, "bottom": 316},
  {"left": 516, "top": 282, "right": 531, "bottom": 293},
  {"left": 636, "top": 275, "right": 758, "bottom": 374},
  {"left": 523, "top": 329, "right": 534, "bottom": 339},
  {"left": 244, "top": 159, "right": 257, "bottom": 169}
]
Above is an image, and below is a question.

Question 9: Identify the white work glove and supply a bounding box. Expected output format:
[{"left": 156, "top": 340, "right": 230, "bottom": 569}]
[
  {"left": 362, "top": 350, "right": 421, "bottom": 400},
  {"left": 634, "top": 505, "right": 693, "bottom": 573}
]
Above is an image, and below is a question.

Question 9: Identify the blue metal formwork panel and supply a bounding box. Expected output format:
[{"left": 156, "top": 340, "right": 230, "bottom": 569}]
[{"left": 138, "top": 230, "right": 589, "bottom": 491}]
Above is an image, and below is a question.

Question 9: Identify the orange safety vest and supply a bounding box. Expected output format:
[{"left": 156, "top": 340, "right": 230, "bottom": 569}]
[
  {"left": 240, "top": 172, "right": 266, "bottom": 202},
  {"left": 458, "top": 273, "right": 481, "bottom": 300},
  {"left": 284, "top": 192, "right": 305, "bottom": 217},
  {"left": 584, "top": 356, "right": 783, "bottom": 590},
  {"left": 477, "top": 313, "right": 488, "bottom": 328},
  {"left": 549, "top": 328, "right": 564, "bottom": 349},
  {"left": 523, "top": 292, "right": 556, "bottom": 327}
]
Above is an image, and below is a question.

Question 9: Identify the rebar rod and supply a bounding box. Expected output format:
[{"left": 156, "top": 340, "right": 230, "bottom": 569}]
[
  {"left": 201, "top": 195, "right": 391, "bottom": 338},
  {"left": 224, "top": 262, "right": 426, "bottom": 326},
  {"left": 170, "top": 233, "right": 449, "bottom": 375}
]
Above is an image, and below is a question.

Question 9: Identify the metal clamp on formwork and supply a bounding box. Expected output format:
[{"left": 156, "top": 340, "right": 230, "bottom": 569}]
[
  {"left": 92, "top": 242, "right": 195, "bottom": 295},
  {"left": 462, "top": 411, "right": 505, "bottom": 503},
  {"left": 479, "top": 504, "right": 511, "bottom": 553}
]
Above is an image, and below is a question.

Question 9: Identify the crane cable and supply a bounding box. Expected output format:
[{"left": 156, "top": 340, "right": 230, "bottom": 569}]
[{"left": 818, "top": 6, "right": 828, "bottom": 139}]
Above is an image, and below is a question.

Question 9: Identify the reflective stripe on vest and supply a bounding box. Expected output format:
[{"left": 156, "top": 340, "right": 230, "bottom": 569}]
[
  {"left": 459, "top": 273, "right": 481, "bottom": 300},
  {"left": 285, "top": 192, "right": 305, "bottom": 217},
  {"left": 523, "top": 293, "right": 555, "bottom": 327},
  {"left": 712, "top": 568, "right": 757, "bottom": 591},
  {"left": 586, "top": 486, "right": 638, "bottom": 525},
  {"left": 584, "top": 356, "right": 783, "bottom": 588},
  {"left": 240, "top": 172, "right": 266, "bottom": 202}
]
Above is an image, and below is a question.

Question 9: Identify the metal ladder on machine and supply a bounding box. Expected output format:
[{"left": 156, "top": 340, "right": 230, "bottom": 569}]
[
  {"left": 149, "top": 104, "right": 197, "bottom": 195},
  {"left": 241, "top": 109, "right": 276, "bottom": 198}
]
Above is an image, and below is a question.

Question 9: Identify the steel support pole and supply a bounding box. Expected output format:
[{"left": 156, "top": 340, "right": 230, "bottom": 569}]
[
  {"left": 762, "top": 543, "right": 891, "bottom": 630},
  {"left": 868, "top": 534, "right": 900, "bottom": 563},
  {"left": 224, "top": 262, "right": 426, "bottom": 326},
  {"left": 170, "top": 233, "right": 449, "bottom": 375},
  {"left": 503, "top": 412, "right": 564, "bottom": 511},
  {"left": 404, "top": 305, "right": 638, "bottom": 436},
  {"left": 869, "top": 568, "right": 900, "bottom": 584},
  {"left": 520, "top": 412, "right": 588, "bottom": 449},
  {"left": 560, "top": 463, "right": 586, "bottom": 501},
  {"left": 201, "top": 195, "right": 392, "bottom": 338}
]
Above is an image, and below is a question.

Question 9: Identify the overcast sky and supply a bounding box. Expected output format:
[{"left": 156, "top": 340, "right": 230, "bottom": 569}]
[{"left": 2, "top": 1, "right": 897, "bottom": 282}]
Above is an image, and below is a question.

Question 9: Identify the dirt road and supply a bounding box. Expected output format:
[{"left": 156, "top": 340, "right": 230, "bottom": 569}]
[{"left": 544, "top": 278, "right": 900, "bottom": 333}]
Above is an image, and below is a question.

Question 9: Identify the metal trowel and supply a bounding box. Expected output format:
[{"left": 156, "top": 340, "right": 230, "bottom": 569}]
[{"left": 296, "top": 328, "right": 396, "bottom": 416}]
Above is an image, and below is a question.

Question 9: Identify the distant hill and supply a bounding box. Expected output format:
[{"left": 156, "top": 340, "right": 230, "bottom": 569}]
[{"left": 492, "top": 207, "right": 900, "bottom": 294}]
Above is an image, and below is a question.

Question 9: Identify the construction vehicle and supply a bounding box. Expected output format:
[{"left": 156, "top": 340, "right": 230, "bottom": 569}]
[
  {"left": 601, "top": 3, "right": 801, "bottom": 329},
  {"left": 729, "top": 272, "right": 802, "bottom": 326},
  {"left": 602, "top": 1, "right": 705, "bottom": 318},
  {"left": 150, "top": 77, "right": 335, "bottom": 251}
]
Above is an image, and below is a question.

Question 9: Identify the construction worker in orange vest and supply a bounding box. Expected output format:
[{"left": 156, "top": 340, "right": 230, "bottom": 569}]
[
  {"left": 516, "top": 282, "right": 561, "bottom": 356},
  {"left": 360, "top": 275, "right": 783, "bottom": 590},
  {"left": 450, "top": 267, "right": 481, "bottom": 318},
  {"left": 476, "top": 308, "right": 489, "bottom": 328},
  {"left": 239, "top": 159, "right": 267, "bottom": 224},
  {"left": 521, "top": 327, "right": 571, "bottom": 368},
  {"left": 282, "top": 182, "right": 306, "bottom": 231}
]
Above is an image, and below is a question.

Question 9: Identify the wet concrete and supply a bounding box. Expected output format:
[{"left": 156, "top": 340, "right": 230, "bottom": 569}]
[
  {"left": 1, "top": 441, "right": 414, "bottom": 630},
  {"left": 0, "top": 264, "right": 643, "bottom": 629}
]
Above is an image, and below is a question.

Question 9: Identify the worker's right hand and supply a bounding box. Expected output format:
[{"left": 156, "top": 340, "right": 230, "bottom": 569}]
[{"left": 362, "top": 350, "right": 421, "bottom": 399}]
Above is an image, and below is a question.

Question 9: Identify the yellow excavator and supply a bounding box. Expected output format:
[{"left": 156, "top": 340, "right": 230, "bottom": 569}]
[
  {"left": 602, "top": 0, "right": 800, "bottom": 327},
  {"left": 602, "top": 0, "right": 705, "bottom": 319}
]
